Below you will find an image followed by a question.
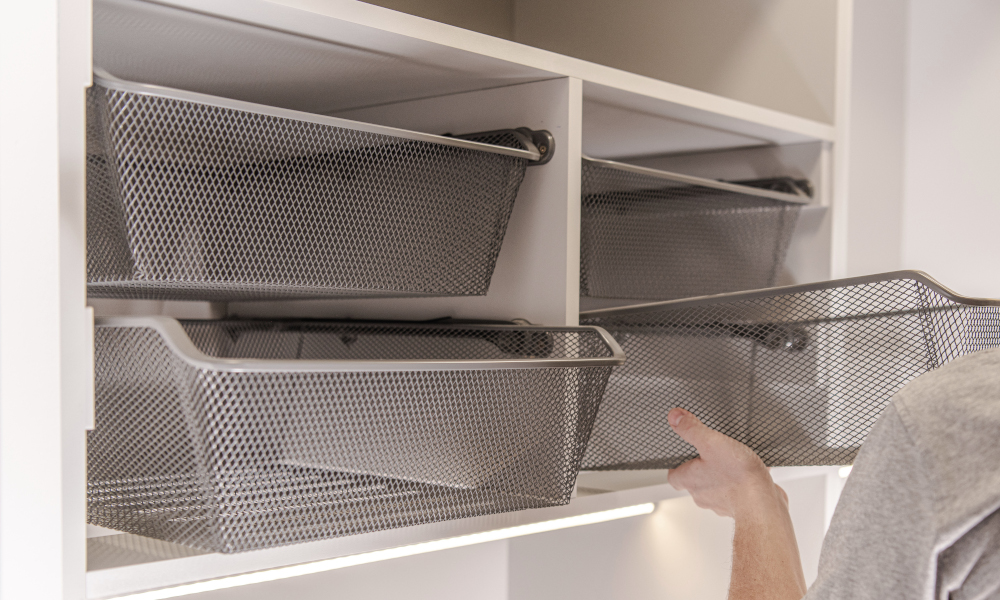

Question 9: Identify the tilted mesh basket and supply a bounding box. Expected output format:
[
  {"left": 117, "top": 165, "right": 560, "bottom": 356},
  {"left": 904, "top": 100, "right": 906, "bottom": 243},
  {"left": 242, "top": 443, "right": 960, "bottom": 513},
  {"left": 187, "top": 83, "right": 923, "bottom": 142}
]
[
  {"left": 86, "top": 74, "right": 548, "bottom": 301},
  {"left": 580, "top": 157, "right": 808, "bottom": 301},
  {"left": 580, "top": 272, "right": 1000, "bottom": 469},
  {"left": 88, "top": 318, "right": 623, "bottom": 553}
]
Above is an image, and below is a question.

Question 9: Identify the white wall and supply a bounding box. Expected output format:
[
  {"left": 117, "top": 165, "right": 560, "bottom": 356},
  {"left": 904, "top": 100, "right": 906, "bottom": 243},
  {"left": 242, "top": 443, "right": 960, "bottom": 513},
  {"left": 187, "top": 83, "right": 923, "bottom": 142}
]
[
  {"left": 361, "top": 0, "right": 514, "bottom": 39},
  {"left": 901, "top": 0, "right": 1000, "bottom": 298},
  {"left": 514, "top": 0, "right": 837, "bottom": 124},
  {"left": 843, "top": 0, "right": 907, "bottom": 278}
]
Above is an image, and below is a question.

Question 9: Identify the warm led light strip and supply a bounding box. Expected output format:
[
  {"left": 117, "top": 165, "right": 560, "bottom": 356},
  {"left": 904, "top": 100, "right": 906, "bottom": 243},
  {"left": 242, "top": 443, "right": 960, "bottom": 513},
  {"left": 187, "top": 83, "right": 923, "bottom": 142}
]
[{"left": 108, "top": 503, "right": 656, "bottom": 600}]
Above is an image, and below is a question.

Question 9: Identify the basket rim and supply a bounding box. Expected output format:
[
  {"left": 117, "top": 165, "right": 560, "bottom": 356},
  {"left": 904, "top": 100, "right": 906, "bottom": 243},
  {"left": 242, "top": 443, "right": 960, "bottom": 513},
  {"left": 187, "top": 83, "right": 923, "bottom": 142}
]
[
  {"left": 95, "top": 316, "right": 626, "bottom": 372},
  {"left": 91, "top": 70, "right": 541, "bottom": 161},
  {"left": 579, "top": 270, "right": 1000, "bottom": 319},
  {"left": 582, "top": 155, "right": 811, "bottom": 205}
]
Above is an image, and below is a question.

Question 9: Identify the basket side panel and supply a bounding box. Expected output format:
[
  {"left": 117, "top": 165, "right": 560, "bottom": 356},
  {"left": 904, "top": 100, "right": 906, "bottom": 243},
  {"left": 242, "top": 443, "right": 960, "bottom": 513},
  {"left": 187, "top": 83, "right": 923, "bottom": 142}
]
[
  {"left": 915, "top": 282, "right": 1000, "bottom": 366},
  {"left": 87, "top": 86, "right": 527, "bottom": 300},
  {"left": 88, "top": 327, "right": 220, "bottom": 549},
  {"left": 581, "top": 278, "right": 962, "bottom": 469}
]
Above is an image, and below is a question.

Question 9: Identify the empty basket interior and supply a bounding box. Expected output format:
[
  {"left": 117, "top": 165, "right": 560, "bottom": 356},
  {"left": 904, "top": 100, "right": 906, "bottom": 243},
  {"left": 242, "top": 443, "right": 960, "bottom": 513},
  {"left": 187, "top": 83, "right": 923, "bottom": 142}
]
[
  {"left": 88, "top": 318, "right": 622, "bottom": 552},
  {"left": 580, "top": 157, "right": 808, "bottom": 301},
  {"left": 86, "top": 74, "right": 546, "bottom": 301},
  {"left": 580, "top": 271, "right": 1000, "bottom": 469}
]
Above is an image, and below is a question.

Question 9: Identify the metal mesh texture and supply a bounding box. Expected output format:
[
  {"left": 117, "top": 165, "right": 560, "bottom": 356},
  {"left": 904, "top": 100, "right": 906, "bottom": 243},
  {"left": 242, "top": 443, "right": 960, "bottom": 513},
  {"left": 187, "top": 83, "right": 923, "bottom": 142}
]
[
  {"left": 580, "top": 159, "right": 802, "bottom": 301},
  {"left": 580, "top": 273, "right": 1000, "bottom": 469},
  {"left": 88, "top": 320, "right": 615, "bottom": 553},
  {"left": 86, "top": 82, "right": 530, "bottom": 301}
]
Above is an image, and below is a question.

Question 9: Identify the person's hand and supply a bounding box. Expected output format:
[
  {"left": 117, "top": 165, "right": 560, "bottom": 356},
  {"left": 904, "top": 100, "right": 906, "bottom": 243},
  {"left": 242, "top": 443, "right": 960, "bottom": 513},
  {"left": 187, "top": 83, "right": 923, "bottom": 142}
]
[
  {"left": 666, "top": 407, "right": 788, "bottom": 520},
  {"left": 667, "top": 407, "right": 806, "bottom": 599}
]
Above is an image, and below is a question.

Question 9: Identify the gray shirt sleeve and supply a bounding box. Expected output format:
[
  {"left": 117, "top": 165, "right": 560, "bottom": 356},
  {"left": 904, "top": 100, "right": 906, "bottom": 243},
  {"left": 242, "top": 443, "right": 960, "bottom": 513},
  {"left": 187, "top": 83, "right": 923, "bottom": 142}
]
[{"left": 804, "top": 405, "right": 938, "bottom": 600}]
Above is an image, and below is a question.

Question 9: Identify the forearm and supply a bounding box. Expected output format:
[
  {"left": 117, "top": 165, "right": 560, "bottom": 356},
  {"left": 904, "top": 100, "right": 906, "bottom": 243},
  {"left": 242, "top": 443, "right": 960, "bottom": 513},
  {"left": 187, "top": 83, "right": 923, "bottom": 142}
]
[
  {"left": 664, "top": 408, "right": 807, "bottom": 600},
  {"left": 729, "top": 486, "right": 806, "bottom": 600}
]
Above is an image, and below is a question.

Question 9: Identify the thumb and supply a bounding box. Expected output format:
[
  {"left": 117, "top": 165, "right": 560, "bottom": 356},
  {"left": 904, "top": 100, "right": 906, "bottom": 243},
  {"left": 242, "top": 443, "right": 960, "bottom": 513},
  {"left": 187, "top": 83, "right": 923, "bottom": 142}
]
[{"left": 668, "top": 408, "right": 720, "bottom": 456}]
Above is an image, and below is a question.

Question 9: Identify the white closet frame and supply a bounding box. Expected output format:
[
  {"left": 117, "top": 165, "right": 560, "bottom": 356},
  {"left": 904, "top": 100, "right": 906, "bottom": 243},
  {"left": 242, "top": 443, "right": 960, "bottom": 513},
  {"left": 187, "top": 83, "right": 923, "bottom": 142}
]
[{"left": 0, "top": 0, "right": 853, "bottom": 598}]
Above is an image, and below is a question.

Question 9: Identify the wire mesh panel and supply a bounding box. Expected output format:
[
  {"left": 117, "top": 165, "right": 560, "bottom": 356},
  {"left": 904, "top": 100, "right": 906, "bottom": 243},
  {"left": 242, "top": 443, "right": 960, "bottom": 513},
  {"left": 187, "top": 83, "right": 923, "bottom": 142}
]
[
  {"left": 88, "top": 318, "right": 623, "bottom": 553},
  {"left": 580, "top": 272, "right": 1000, "bottom": 469},
  {"left": 86, "top": 75, "right": 544, "bottom": 301},
  {"left": 580, "top": 158, "right": 806, "bottom": 301}
]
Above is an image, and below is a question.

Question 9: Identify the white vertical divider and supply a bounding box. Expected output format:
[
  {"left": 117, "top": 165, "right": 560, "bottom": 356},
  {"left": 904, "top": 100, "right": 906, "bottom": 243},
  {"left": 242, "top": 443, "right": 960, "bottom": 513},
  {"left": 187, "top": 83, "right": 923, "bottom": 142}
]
[
  {"left": 229, "top": 77, "right": 584, "bottom": 327},
  {"left": 1, "top": 1, "right": 91, "bottom": 599},
  {"left": 830, "top": 0, "right": 854, "bottom": 279},
  {"left": 59, "top": 1, "right": 95, "bottom": 600}
]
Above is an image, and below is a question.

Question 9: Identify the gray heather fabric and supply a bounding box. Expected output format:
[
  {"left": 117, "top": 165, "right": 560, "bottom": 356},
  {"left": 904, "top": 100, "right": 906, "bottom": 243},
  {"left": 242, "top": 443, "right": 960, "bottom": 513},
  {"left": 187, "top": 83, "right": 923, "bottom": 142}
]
[{"left": 805, "top": 347, "right": 1000, "bottom": 600}]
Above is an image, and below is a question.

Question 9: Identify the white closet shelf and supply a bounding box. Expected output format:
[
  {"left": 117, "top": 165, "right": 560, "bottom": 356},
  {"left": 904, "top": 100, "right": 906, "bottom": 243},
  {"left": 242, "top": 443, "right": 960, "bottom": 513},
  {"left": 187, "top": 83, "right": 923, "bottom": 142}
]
[
  {"left": 85, "top": 467, "right": 836, "bottom": 599},
  {"left": 86, "top": 482, "right": 682, "bottom": 599},
  {"left": 94, "top": 0, "right": 835, "bottom": 157}
]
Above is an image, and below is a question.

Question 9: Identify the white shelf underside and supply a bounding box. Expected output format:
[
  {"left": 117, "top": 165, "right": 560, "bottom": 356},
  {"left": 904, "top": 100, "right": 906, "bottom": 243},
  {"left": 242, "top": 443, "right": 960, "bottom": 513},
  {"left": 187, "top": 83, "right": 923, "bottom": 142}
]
[{"left": 94, "top": 0, "right": 835, "bottom": 159}]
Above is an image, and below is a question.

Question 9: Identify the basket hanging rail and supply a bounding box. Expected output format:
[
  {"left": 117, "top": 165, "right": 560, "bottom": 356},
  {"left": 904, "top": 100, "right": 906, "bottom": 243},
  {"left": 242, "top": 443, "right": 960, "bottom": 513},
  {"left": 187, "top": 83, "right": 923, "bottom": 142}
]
[
  {"left": 581, "top": 157, "right": 811, "bottom": 204},
  {"left": 580, "top": 156, "right": 809, "bottom": 302},
  {"left": 86, "top": 72, "right": 553, "bottom": 301},
  {"left": 89, "top": 317, "right": 623, "bottom": 553},
  {"left": 579, "top": 271, "right": 1000, "bottom": 470}
]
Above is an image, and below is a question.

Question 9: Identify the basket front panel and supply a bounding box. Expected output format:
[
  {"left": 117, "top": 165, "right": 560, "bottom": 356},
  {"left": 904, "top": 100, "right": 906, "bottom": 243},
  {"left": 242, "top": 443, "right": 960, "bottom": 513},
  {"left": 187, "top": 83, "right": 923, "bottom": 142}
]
[
  {"left": 86, "top": 87, "right": 138, "bottom": 284},
  {"left": 86, "top": 85, "right": 527, "bottom": 300},
  {"left": 88, "top": 327, "right": 223, "bottom": 550},
  {"left": 581, "top": 278, "right": 1000, "bottom": 469}
]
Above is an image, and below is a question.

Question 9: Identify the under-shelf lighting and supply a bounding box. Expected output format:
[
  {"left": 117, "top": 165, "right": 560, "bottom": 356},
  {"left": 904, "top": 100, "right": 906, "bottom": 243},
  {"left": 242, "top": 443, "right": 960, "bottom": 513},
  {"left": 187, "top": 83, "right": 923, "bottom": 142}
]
[{"left": 110, "top": 503, "right": 656, "bottom": 600}]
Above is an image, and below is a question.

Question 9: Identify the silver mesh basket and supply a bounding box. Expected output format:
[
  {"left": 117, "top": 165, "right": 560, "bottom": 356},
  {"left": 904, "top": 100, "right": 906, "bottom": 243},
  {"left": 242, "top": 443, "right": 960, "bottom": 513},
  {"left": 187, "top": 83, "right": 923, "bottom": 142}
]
[
  {"left": 86, "top": 74, "right": 547, "bottom": 301},
  {"left": 88, "top": 317, "right": 623, "bottom": 553},
  {"left": 580, "top": 272, "right": 1000, "bottom": 469},
  {"left": 580, "top": 157, "right": 808, "bottom": 301}
]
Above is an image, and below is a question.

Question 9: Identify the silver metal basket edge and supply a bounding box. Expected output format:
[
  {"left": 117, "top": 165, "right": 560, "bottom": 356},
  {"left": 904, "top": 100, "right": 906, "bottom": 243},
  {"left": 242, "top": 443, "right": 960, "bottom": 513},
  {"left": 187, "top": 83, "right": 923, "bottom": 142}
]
[
  {"left": 94, "top": 316, "right": 626, "bottom": 372},
  {"left": 93, "top": 71, "right": 543, "bottom": 161},
  {"left": 580, "top": 270, "right": 1000, "bottom": 320}
]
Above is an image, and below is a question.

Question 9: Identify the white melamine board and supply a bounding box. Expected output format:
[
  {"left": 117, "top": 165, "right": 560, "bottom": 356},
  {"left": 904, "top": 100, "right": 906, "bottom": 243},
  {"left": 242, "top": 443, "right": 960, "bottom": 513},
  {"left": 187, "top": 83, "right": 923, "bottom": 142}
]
[
  {"left": 89, "top": 299, "right": 227, "bottom": 320},
  {"left": 829, "top": 0, "right": 853, "bottom": 280},
  {"left": 86, "top": 482, "right": 671, "bottom": 599},
  {"left": 230, "top": 77, "right": 582, "bottom": 326},
  {"left": 92, "top": 0, "right": 835, "bottom": 152},
  {"left": 1, "top": 1, "right": 92, "bottom": 599},
  {"left": 582, "top": 81, "right": 832, "bottom": 156},
  {"left": 0, "top": 5, "right": 63, "bottom": 599},
  {"left": 59, "top": 3, "right": 98, "bottom": 600},
  {"left": 581, "top": 99, "right": 766, "bottom": 159},
  {"left": 85, "top": 466, "right": 839, "bottom": 599},
  {"left": 93, "top": 0, "right": 550, "bottom": 115},
  {"left": 783, "top": 204, "right": 833, "bottom": 287},
  {"left": 168, "top": 541, "right": 509, "bottom": 600},
  {"left": 509, "top": 496, "right": 734, "bottom": 600}
]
